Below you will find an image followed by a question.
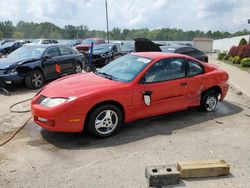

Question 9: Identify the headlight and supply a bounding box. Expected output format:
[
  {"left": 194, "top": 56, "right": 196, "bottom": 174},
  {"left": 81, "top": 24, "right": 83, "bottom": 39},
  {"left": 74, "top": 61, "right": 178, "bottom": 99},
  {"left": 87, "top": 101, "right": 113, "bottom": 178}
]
[
  {"left": 39, "top": 96, "right": 77, "bottom": 108},
  {"left": 101, "top": 52, "right": 112, "bottom": 58},
  {"left": 40, "top": 98, "right": 68, "bottom": 107},
  {"left": 7, "top": 69, "right": 17, "bottom": 75}
]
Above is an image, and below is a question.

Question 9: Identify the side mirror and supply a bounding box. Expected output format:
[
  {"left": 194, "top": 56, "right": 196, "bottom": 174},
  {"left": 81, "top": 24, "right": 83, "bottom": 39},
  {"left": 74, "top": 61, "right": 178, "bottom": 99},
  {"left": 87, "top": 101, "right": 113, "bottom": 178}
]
[
  {"left": 43, "top": 54, "right": 52, "bottom": 60},
  {"left": 143, "top": 91, "right": 152, "bottom": 106}
]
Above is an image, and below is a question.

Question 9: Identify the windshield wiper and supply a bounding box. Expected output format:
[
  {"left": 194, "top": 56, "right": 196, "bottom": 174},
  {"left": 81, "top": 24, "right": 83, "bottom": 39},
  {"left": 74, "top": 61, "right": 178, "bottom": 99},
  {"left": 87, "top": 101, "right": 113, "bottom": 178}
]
[{"left": 95, "top": 71, "right": 113, "bottom": 80}]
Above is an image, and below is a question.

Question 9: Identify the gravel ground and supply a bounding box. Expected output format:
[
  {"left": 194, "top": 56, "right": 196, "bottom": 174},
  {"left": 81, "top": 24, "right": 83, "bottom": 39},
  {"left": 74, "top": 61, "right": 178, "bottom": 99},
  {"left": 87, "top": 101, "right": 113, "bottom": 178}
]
[{"left": 0, "top": 82, "right": 250, "bottom": 188}]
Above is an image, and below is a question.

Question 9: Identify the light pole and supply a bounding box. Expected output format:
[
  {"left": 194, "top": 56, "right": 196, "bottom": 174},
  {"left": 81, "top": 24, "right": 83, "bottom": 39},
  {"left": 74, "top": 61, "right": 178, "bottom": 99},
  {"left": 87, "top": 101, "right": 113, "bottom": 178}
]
[{"left": 105, "top": 0, "right": 110, "bottom": 43}]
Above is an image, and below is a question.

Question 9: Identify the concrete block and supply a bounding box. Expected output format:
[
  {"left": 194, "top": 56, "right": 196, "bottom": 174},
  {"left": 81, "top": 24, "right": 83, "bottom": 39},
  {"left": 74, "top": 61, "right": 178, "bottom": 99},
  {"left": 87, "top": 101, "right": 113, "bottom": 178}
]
[
  {"left": 177, "top": 160, "right": 230, "bottom": 178},
  {"left": 145, "top": 165, "right": 181, "bottom": 187}
]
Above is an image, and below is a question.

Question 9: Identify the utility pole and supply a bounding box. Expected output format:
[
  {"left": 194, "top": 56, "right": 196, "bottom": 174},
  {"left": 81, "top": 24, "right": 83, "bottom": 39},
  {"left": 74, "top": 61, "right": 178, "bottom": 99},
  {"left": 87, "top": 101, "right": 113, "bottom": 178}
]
[{"left": 105, "top": 0, "right": 110, "bottom": 43}]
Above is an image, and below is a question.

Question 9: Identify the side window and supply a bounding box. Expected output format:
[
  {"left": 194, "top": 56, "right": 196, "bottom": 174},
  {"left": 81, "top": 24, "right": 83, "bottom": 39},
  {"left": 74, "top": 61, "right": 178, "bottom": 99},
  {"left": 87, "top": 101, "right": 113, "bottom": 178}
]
[
  {"left": 188, "top": 60, "right": 204, "bottom": 77},
  {"left": 165, "top": 59, "right": 186, "bottom": 80},
  {"left": 144, "top": 58, "right": 186, "bottom": 83},
  {"left": 144, "top": 60, "right": 166, "bottom": 83},
  {"left": 58, "top": 46, "right": 73, "bottom": 56},
  {"left": 45, "top": 47, "right": 59, "bottom": 57}
]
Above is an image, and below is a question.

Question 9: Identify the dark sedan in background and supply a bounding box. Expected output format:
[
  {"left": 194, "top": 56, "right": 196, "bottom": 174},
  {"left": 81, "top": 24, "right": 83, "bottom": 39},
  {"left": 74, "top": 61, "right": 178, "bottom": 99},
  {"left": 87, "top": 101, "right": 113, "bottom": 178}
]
[
  {"left": 0, "top": 41, "right": 23, "bottom": 55},
  {"left": 0, "top": 44, "right": 83, "bottom": 89},
  {"left": 160, "top": 45, "right": 208, "bottom": 62},
  {"left": 134, "top": 38, "right": 208, "bottom": 62},
  {"left": 85, "top": 43, "right": 123, "bottom": 67}
]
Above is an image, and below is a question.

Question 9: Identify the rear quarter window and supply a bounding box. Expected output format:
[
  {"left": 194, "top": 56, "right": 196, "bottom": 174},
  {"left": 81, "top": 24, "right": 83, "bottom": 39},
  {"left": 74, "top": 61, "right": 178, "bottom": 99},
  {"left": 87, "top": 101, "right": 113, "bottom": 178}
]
[{"left": 188, "top": 60, "right": 204, "bottom": 77}]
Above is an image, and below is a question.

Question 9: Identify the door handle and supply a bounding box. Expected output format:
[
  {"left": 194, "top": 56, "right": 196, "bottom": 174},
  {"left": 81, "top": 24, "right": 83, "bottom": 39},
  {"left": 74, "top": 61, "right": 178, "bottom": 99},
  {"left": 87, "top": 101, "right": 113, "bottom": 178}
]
[
  {"left": 141, "top": 90, "right": 152, "bottom": 96},
  {"left": 180, "top": 82, "right": 187, "bottom": 87}
]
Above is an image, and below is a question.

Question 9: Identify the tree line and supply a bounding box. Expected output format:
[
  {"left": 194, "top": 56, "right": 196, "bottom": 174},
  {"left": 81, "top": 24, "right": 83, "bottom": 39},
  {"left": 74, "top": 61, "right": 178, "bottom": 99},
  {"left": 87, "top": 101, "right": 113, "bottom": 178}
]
[{"left": 0, "top": 21, "right": 249, "bottom": 41}]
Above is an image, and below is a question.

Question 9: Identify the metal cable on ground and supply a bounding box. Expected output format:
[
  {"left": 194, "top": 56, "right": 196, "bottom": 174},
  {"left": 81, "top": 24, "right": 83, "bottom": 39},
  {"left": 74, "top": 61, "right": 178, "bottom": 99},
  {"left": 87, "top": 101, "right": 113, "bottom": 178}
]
[
  {"left": 9, "top": 98, "right": 32, "bottom": 113},
  {"left": 0, "top": 116, "right": 31, "bottom": 147},
  {"left": 0, "top": 99, "right": 32, "bottom": 147}
]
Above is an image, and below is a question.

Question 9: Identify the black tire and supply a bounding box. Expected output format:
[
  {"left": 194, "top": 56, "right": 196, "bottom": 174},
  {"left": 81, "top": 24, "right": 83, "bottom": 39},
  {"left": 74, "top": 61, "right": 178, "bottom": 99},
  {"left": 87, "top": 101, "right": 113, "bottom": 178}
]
[
  {"left": 87, "top": 104, "right": 123, "bottom": 137},
  {"left": 200, "top": 89, "right": 219, "bottom": 112},
  {"left": 74, "top": 63, "right": 82, "bottom": 73},
  {"left": 25, "top": 70, "right": 44, "bottom": 89}
]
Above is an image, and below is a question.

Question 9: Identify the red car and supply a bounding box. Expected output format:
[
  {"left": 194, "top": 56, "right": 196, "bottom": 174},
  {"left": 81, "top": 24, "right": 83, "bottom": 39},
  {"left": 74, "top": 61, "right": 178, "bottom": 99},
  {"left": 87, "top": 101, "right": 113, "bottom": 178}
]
[
  {"left": 75, "top": 38, "right": 105, "bottom": 54},
  {"left": 31, "top": 52, "right": 229, "bottom": 137}
]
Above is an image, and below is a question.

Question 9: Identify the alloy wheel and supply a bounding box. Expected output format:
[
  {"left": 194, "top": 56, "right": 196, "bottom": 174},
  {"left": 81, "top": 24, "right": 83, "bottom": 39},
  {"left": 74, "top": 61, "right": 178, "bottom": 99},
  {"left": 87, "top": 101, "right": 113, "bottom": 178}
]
[
  {"left": 32, "top": 72, "right": 43, "bottom": 88},
  {"left": 205, "top": 96, "right": 217, "bottom": 111},
  {"left": 94, "top": 110, "right": 118, "bottom": 135}
]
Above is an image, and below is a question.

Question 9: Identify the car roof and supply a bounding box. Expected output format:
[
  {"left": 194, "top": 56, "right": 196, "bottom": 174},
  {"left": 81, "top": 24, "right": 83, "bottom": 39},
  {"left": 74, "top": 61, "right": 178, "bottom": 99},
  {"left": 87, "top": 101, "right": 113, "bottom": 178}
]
[
  {"left": 24, "top": 44, "right": 64, "bottom": 48},
  {"left": 131, "top": 52, "right": 194, "bottom": 60}
]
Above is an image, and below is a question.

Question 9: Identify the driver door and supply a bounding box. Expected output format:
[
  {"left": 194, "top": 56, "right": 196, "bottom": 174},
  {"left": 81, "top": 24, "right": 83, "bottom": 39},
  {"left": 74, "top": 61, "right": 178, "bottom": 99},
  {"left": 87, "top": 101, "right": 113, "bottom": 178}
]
[
  {"left": 133, "top": 58, "right": 189, "bottom": 119},
  {"left": 42, "top": 47, "right": 60, "bottom": 79}
]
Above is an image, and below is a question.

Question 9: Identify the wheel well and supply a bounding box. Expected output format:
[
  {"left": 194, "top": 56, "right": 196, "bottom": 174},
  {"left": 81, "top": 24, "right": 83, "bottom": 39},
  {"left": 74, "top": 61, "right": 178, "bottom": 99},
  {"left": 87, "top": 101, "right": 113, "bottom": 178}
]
[
  {"left": 84, "top": 100, "right": 125, "bottom": 127},
  {"left": 18, "top": 67, "right": 44, "bottom": 77},
  {"left": 202, "top": 86, "right": 222, "bottom": 99}
]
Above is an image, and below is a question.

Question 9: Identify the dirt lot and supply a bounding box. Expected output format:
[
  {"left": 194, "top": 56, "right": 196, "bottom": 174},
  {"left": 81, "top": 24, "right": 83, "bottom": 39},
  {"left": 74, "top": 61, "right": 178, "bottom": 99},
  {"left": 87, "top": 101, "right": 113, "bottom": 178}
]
[{"left": 1, "top": 84, "right": 250, "bottom": 187}]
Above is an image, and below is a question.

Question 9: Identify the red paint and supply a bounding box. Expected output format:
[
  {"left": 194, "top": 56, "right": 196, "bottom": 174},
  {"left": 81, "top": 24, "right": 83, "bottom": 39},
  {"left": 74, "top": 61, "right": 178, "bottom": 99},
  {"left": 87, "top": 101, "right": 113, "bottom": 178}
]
[
  {"left": 31, "top": 52, "right": 229, "bottom": 132},
  {"left": 55, "top": 64, "right": 61, "bottom": 73},
  {"left": 75, "top": 38, "right": 105, "bottom": 52}
]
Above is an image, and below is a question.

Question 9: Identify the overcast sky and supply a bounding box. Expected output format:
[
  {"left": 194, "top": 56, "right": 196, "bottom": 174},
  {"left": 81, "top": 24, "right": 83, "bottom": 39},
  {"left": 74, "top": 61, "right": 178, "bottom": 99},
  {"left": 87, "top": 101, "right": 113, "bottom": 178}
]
[{"left": 0, "top": 0, "right": 249, "bottom": 32}]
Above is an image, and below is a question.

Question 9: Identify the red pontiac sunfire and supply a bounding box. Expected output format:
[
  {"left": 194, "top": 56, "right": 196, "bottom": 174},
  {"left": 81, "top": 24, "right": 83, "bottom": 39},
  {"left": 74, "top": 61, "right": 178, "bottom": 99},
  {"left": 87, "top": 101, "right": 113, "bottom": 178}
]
[{"left": 31, "top": 52, "right": 229, "bottom": 137}]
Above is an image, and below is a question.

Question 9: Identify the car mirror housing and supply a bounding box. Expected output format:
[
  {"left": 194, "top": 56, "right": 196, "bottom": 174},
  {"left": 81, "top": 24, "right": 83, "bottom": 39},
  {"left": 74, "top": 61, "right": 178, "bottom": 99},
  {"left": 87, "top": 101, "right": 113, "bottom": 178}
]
[{"left": 43, "top": 54, "right": 52, "bottom": 60}]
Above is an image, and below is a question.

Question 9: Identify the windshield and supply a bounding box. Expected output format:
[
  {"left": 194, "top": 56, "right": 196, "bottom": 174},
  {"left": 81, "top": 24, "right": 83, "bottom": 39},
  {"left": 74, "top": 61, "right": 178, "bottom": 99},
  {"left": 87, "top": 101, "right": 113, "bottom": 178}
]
[
  {"left": 82, "top": 39, "right": 97, "bottom": 45},
  {"left": 121, "top": 44, "right": 134, "bottom": 50},
  {"left": 7, "top": 46, "right": 46, "bottom": 59},
  {"left": 97, "top": 55, "right": 151, "bottom": 82},
  {"left": 160, "top": 46, "right": 176, "bottom": 52},
  {"left": 2, "top": 42, "right": 15, "bottom": 48},
  {"left": 93, "top": 44, "right": 112, "bottom": 51}
]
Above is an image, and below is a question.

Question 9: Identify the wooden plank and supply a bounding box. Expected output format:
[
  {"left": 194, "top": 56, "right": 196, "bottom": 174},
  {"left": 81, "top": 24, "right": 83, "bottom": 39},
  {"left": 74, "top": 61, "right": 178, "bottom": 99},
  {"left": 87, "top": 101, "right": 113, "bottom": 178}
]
[{"left": 177, "top": 160, "right": 230, "bottom": 178}]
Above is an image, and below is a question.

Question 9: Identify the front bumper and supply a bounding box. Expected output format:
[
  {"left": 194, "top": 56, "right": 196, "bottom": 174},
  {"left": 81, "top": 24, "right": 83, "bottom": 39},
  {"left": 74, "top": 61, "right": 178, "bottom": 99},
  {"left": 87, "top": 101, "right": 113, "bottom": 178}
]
[
  {"left": 221, "top": 82, "right": 229, "bottom": 100},
  {"left": 31, "top": 100, "right": 86, "bottom": 132},
  {"left": 0, "top": 73, "right": 23, "bottom": 86}
]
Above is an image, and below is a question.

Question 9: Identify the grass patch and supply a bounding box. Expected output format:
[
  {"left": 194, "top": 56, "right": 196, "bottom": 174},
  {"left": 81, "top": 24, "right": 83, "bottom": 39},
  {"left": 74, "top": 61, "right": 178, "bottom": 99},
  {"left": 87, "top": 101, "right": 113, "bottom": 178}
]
[{"left": 221, "top": 60, "right": 250, "bottom": 73}]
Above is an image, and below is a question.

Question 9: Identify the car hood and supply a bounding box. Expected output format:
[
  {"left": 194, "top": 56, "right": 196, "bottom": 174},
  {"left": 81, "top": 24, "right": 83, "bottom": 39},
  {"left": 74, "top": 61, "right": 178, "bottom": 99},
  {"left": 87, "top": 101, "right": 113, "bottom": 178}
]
[
  {"left": 92, "top": 49, "right": 110, "bottom": 55},
  {"left": 0, "top": 57, "right": 38, "bottom": 69},
  {"left": 75, "top": 44, "right": 91, "bottom": 49},
  {"left": 41, "top": 72, "right": 124, "bottom": 98}
]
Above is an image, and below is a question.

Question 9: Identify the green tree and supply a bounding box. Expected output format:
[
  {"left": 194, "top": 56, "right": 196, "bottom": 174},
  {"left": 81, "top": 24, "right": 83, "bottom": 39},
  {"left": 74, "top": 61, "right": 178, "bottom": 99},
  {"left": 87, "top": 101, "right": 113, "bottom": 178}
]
[
  {"left": 239, "top": 38, "right": 248, "bottom": 45},
  {"left": 12, "top": 31, "right": 24, "bottom": 39}
]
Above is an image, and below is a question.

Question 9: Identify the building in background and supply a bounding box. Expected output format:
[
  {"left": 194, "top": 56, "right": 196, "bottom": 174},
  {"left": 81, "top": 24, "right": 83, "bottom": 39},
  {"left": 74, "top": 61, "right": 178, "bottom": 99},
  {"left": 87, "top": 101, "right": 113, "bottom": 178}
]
[
  {"left": 213, "top": 35, "right": 250, "bottom": 53},
  {"left": 193, "top": 38, "right": 213, "bottom": 53}
]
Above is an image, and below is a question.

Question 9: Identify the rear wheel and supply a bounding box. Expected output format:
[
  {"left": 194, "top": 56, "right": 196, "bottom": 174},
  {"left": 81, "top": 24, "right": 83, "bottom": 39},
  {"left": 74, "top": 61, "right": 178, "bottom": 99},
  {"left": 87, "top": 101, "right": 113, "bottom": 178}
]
[
  {"left": 25, "top": 70, "right": 44, "bottom": 89},
  {"left": 74, "top": 63, "right": 82, "bottom": 73},
  {"left": 88, "top": 104, "right": 123, "bottom": 137},
  {"left": 200, "top": 89, "right": 219, "bottom": 112}
]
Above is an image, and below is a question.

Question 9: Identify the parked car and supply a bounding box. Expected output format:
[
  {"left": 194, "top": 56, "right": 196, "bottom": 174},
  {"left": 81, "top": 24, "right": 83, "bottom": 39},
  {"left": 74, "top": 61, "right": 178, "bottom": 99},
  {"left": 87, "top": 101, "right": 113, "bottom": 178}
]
[
  {"left": 134, "top": 38, "right": 208, "bottom": 62},
  {"left": 75, "top": 38, "right": 105, "bottom": 54},
  {"left": 85, "top": 43, "right": 123, "bottom": 67},
  {"left": 31, "top": 39, "right": 59, "bottom": 44},
  {"left": 120, "top": 43, "right": 135, "bottom": 54},
  {"left": 160, "top": 45, "right": 209, "bottom": 62},
  {"left": 62, "top": 40, "right": 81, "bottom": 47},
  {"left": 0, "top": 44, "right": 83, "bottom": 89},
  {"left": 1, "top": 39, "right": 16, "bottom": 45},
  {"left": 31, "top": 52, "right": 229, "bottom": 137},
  {"left": 0, "top": 41, "right": 23, "bottom": 55}
]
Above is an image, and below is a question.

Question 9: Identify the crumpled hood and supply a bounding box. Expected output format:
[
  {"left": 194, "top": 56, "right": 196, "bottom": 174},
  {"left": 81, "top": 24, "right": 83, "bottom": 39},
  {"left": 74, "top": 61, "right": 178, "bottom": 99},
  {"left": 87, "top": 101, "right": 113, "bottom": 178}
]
[
  {"left": 41, "top": 72, "right": 123, "bottom": 98},
  {"left": 92, "top": 49, "right": 110, "bottom": 55},
  {"left": 0, "top": 57, "right": 23, "bottom": 69},
  {"left": 0, "top": 57, "right": 39, "bottom": 69}
]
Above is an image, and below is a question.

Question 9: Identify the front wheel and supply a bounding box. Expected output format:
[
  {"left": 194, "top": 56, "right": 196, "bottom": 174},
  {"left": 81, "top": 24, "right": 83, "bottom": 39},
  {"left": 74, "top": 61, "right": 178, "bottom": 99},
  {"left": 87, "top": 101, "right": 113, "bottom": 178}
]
[
  {"left": 25, "top": 70, "right": 44, "bottom": 89},
  {"left": 88, "top": 104, "right": 123, "bottom": 137},
  {"left": 200, "top": 90, "right": 219, "bottom": 112}
]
